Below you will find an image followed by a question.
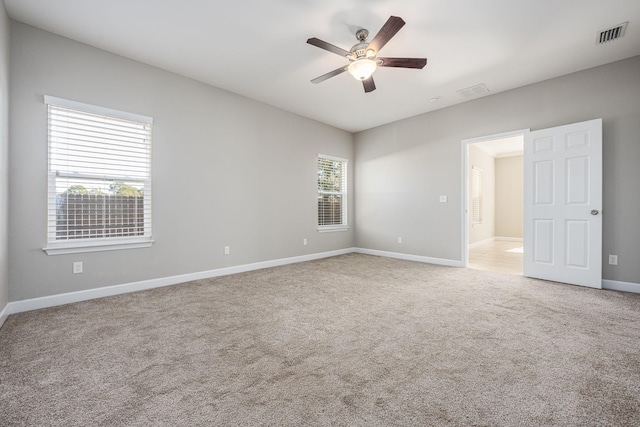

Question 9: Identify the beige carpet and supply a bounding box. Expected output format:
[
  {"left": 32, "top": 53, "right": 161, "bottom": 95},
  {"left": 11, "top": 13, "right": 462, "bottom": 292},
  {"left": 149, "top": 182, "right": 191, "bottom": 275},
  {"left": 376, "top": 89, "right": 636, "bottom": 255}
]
[{"left": 1, "top": 253, "right": 639, "bottom": 426}]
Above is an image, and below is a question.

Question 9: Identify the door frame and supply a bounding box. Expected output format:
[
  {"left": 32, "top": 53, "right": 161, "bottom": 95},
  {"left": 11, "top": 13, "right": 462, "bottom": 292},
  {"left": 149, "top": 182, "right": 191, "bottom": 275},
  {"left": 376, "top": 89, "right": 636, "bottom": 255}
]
[{"left": 460, "top": 129, "right": 530, "bottom": 267}]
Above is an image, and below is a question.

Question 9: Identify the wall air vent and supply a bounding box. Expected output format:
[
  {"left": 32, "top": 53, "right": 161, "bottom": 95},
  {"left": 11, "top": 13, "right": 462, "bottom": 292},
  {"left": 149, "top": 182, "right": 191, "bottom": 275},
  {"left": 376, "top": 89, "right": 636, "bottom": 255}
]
[
  {"left": 457, "top": 83, "right": 490, "bottom": 99},
  {"left": 597, "top": 22, "right": 627, "bottom": 44}
]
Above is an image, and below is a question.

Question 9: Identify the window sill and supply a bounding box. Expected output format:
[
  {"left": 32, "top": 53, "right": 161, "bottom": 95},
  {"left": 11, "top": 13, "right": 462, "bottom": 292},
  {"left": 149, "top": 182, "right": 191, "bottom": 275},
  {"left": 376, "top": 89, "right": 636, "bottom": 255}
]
[
  {"left": 317, "top": 226, "right": 349, "bottom": 233},
  {"left": 43, "top": 238, "right": 154, "bottom": 255}
]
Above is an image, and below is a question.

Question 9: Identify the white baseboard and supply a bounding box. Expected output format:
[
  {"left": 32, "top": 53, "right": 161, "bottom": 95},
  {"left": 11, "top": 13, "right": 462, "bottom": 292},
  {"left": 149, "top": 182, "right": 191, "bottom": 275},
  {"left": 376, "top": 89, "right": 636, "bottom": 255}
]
[
  {"left": 468, "top": 237, "right": 495, "bottom": 249},
  {"left": 469, "top": 236, "right": 523, "bottom": 249},
  {"left": 0, "top": 303, "right": 9, "bottom": 329},
  {"left": 495, "top": 236, "right": 523, "bottom": 242},
  {"left": 6, "top": 248, "right": 356, "bottom": 316},
  {"left": 4, "top": 247, "right": 462, "bottom": 316},
  {"left": 10, "top": 248, "right": 634, "bottom": 319},
  {"left": 602, "top": 279, "right": 640, "bottom": 294},
  {"left": 355, "top": 248, "right": 463, "bottom": 267}
]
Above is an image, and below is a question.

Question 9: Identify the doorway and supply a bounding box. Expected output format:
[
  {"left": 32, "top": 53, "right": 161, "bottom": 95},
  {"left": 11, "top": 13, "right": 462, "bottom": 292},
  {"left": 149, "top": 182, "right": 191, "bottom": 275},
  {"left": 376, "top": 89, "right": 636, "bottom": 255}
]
[{"left": 461, "top": 129, "right": 528, "bottom": 275}]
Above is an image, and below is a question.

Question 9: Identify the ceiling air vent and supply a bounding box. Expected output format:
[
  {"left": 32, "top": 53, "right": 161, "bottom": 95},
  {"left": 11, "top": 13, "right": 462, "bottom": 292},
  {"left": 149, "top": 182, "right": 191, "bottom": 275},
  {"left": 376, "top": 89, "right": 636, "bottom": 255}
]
[
  {"left": 457, "top": 83, "right": 490, "bottom": 99},
  {"left": 597, "top": 22, "right": 627, "bottom": 44}
]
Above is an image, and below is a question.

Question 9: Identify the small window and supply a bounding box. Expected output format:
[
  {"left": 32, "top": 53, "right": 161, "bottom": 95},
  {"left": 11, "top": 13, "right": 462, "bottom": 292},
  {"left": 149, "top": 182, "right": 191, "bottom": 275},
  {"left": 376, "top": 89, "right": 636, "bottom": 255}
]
[
  {"left": 471, "top": 166, "right": 483, "bottom": 225},
  {"left": 317, "top": 155, "right": 348, "bottom": 231},
  {"left": 44, "top": 96, "right": 153, "bottom": 255}
]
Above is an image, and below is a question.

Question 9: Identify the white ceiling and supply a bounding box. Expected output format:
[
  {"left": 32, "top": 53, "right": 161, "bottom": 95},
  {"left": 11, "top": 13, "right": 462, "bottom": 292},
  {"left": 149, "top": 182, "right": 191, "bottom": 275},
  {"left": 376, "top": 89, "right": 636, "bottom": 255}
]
[
  {"left": 474, "top": 135, "right": 524, "bottom": 158},
  {"left": 4, "top": 0, "right": 640, "bottom": 133}
]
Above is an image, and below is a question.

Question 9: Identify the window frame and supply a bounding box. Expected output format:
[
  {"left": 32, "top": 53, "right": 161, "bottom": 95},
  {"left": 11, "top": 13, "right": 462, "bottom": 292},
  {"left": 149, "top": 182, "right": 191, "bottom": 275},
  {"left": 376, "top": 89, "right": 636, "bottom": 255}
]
[
  {"left": 43, "top": 96, "right": 154, "bottom": 255},
  {"left": 317, "top": 154, "right": 349, "bottom": 232},
  {"left": 471, "top": 165, "right": 483, "bottom": 226}
]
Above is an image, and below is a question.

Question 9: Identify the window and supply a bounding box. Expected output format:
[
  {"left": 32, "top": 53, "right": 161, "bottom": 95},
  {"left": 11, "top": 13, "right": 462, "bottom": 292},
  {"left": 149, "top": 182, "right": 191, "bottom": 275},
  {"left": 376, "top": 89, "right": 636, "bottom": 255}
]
[
  {"left": 471, "top": 166, "right": 483, "bottom": 225},
  {"left": 44, "top": 96, "right": 153, "bottom": 255},
  {"left": 317, "top": 155, "right": 348, "bottom": 231}
]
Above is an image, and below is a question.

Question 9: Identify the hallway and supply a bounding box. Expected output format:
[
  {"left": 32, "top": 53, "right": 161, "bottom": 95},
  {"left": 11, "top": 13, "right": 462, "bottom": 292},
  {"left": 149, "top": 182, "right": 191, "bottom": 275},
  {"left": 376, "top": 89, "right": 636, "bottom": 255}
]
[{"left": 469, "top": 240, "right": 523, "bottom": 275}]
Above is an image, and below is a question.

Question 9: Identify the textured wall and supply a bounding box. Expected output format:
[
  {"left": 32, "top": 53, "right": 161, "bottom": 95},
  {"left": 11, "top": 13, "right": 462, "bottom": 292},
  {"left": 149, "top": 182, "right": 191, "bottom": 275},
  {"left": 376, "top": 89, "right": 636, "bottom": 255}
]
[
  {"left": 355, "top": 56, "right": 640, "bottom": 284},
  {"left": 9, "top": 22, "right": 354, "bottom": 301}
]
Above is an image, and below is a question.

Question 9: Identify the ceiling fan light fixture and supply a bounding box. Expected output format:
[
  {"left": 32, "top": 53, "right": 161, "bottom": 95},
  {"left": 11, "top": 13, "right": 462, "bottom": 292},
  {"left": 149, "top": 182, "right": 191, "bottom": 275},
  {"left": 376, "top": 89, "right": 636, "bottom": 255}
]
[
  {"left": 307, "top": 16, "right": 427, "bottom": 92},
  {"left": 348, "top": 58, "right": 377, "bottom": 81}
]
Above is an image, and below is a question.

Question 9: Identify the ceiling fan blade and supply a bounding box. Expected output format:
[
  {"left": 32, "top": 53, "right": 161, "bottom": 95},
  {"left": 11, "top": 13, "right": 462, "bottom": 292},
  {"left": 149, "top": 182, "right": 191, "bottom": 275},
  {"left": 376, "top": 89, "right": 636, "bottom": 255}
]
[
  {"left": 311, "top": 66, "right": 348, "bottom": 84},
  {"left": 378, "top": 57, "right": 427, "bottom": 69},
  {"left": 368, "top": 16, "right": 405, "bottom": 54},
  {"left": 307, "top": 37, "right": 350, "bottom": 57},
  {"left": 362, "top": 76, "right": 376, "bottom": 93}
]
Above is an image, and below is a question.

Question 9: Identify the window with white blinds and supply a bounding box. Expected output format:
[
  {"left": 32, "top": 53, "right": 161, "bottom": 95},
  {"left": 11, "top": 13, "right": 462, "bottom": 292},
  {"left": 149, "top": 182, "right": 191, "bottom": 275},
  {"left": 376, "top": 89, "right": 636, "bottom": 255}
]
[
  {"left": 317, "top": 154, "right": 348, "bottom": 230},
  {"left": 44, "top": 96, "right": 153, "bottom": 254},
  {"left": 471, "top": 166, "right": 483, "bottom": 225}
]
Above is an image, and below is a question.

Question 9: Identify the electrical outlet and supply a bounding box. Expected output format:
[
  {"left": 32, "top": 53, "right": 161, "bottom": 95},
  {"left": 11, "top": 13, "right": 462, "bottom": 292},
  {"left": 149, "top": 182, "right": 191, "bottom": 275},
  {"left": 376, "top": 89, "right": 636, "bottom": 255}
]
[
  {"left": 224, "top": 246, "right": 230, "bottom": 255},
  {"left": 303, "top": 238, "right": 308, "bottom": 246},
  {"left": 608, "top": 254, "right": 618, "bottom": 265},
  {"left": 397, "top": 237, "right": 403, "bottom": 244},
  {"left": 439, "top": 195, "right": 448, "bottom": 203},
  {"left": 73, "top": 261, "right": 83, "bottom": 274}
]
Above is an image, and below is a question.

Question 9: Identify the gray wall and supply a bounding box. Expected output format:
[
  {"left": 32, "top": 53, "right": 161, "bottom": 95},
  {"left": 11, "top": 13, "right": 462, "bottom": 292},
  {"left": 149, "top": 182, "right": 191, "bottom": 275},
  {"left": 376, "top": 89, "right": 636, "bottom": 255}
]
[
  {"left": 495, "top": 155, "right": 523, "bottom": 239},
  {"left": 0, "top": 5, "right": 9, "bottom": 314},
  {"left": 468, "top": 145, "right": 495, "bottom": 244},
  {"left": 355, "top": 55, "right": 640, "bottom": 284},
  {"left": 9, "top": 22, "right": 354, "bottom": 301}
]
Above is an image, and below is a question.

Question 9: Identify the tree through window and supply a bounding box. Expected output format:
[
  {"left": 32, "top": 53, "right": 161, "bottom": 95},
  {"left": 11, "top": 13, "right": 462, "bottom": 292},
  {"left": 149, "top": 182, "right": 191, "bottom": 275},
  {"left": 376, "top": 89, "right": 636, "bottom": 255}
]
[
  {"left": 317, "top": 155, "right": 347, "bottom": 229},
  {"left": 44, "top": 96, "right": 153, "bottom": 254}
]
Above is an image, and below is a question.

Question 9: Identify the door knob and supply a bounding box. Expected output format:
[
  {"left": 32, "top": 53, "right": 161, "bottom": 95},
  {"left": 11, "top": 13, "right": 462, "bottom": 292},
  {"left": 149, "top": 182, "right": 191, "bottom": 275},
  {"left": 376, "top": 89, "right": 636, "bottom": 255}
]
[{"left": 591, "top": 210, "right": 599, "bottom": 215}]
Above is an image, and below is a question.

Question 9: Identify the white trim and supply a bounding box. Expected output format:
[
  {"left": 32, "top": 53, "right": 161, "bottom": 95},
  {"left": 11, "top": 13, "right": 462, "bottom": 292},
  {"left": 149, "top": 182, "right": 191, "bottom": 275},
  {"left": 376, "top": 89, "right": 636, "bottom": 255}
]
[
  {"left": 602, "top": 279, "right": 640, "bottom": 294},
  {"left": 317, "top": 226, "right": 349, "bottom": 233},
  {"left": 317, "top": 154, "right": 348, "bottom": 229},
  {"left": 469, "top": 236, "right": 523, "bottom": 249},
  {"left": 5, "top": 250, "right": 635, "bottom": 319},
  {"left": 43, "top": 238, "right": 154, "bottom": 255},
  {"left": 6, "top": 248, "right": 355, "bottom": 315},
  {"left": 495, "top": 236, "right": 523, "bottom": 242},
  {"left": 44, "top": 95, "right": 153, "bottom": 124},
  {"left": 471, "top": 165, "right": 483, "bottom": 225},
  {"left": 317, "top": 153, "right": 348, "bottom": 163},
  {"left": 355, "top": 248, "right": 464, "bottom": 267},
  {"left": 468, "top": 237, "right": 496, "bottom": 249},
  {"left": 0, "top": 303, "right": 9, "bottom": 329},
  {"left": 462, "top": 129, "right": 531, "bottom": 146}
]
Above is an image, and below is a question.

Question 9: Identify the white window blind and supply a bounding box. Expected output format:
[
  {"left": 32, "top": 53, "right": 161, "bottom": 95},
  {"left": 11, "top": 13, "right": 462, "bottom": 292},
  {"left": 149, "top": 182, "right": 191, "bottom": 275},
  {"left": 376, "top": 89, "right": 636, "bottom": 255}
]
[
  {"left": 317, "top": 155, "right": 347, "bottom": 229},
  {"left": 471, "top": 166, "right": 483, "bottom": 224},
  {"left": 45, "top": 96, "right": 153, "bottom": 252}
]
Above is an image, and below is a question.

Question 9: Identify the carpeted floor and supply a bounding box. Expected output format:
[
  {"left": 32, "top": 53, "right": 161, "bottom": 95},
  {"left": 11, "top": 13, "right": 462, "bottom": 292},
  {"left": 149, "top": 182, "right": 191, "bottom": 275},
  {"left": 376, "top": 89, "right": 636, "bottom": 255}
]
[{"left": 1, "top": 253, "right": 639, "bottom": 426}]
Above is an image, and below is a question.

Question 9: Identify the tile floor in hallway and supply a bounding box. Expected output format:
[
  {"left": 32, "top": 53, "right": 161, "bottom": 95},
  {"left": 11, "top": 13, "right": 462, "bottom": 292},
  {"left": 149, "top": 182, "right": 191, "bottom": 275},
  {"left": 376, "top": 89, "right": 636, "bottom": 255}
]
[{"left": 469, "top": 239, "right": 523, "bottom": 275}]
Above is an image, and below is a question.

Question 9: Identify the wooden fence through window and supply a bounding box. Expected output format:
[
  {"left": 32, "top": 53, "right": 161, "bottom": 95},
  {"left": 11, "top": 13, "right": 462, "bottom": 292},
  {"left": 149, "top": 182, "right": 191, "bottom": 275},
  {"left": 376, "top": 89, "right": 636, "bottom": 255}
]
[
  {"left": 318, "top": 197, "right": 343, "bottom": 226},
  {"left": 56, "top": 193, "right": 144, "bottom": 239}
]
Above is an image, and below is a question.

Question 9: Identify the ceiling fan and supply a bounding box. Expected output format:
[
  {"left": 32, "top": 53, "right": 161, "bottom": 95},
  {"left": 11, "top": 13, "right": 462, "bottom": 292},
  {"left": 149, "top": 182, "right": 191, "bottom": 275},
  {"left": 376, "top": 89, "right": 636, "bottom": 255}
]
[{"left": 307, "top": 16, "right": 427, "bottom": 93}]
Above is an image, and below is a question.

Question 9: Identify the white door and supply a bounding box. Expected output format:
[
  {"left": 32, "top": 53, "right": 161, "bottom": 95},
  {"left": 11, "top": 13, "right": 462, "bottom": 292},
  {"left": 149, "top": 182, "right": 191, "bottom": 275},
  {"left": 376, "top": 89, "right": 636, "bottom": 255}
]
[{"left": 523, "top": 119, "right": 602, "bottom": 288}]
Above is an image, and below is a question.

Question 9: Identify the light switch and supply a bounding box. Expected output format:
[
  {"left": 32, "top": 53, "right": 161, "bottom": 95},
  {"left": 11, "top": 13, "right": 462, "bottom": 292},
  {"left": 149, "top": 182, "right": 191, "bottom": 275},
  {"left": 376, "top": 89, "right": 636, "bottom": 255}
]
[{"left": 439, "top": 195, "right": 447, "bottom": 203}]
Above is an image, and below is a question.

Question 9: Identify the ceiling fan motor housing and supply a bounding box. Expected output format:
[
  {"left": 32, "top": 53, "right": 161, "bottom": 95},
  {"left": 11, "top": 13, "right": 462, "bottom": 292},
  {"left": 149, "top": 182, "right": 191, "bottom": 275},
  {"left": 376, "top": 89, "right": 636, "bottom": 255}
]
[
  {"left": 351, "top": 29, "right": 376, "bottom": 60},
  {"left": 307, "top": 16, "right": 427, "bottom": 92},
  {"left": 355, "top": 28, "right": 369, "bottom": 42},
  {"left": 350, "top": 42, "right": 369, "bottom": 59}
]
